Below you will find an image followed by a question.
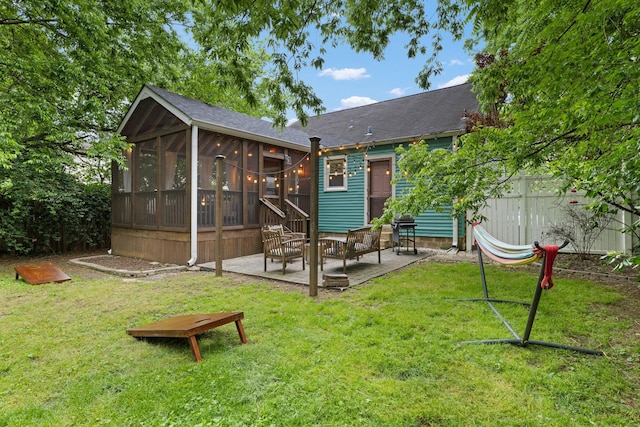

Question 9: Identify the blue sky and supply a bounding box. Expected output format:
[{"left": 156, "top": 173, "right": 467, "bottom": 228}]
[{"left": 288, "top": 30, "right": 475, "bottom": 123}]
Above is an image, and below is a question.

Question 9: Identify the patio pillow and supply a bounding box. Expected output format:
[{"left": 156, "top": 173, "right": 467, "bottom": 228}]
[
  {"left": 268, "top": 224, "right": 285, "bottom": 236},
  {"left": 363, "top": 233, "right": 373, "bottom": 249}
]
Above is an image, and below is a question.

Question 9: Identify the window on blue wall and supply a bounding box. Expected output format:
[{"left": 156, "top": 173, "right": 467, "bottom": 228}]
[{"left": 324, "top": 155, "right": 347, "bottom": 191}]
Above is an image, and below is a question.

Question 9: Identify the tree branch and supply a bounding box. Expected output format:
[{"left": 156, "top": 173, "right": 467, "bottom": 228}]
[{"left": 0, "top": 18, "right": 58, "bottom": 26}]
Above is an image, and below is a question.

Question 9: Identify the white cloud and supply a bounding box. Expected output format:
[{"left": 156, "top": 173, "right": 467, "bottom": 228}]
[
  {"left": 449, "top": 59, "right": 465, "bottom": 66},
  {"left": 319, "top": 67, "right": 370, "bottom": 80},
  {"left": 389, "top": 87, "right": 408, "bottom": 97},
  {"left": 286, "top": 117, "right": 299, "bottom": 127},
  {"left": 438, "top": 74, "right": 470, "bottom": 89},
  {"left": 335, "top": 96, "right": 378, "bottom": 110}
]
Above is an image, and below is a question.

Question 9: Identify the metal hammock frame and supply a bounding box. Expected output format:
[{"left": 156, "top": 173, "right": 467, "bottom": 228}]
[{"left": 458, "top": 224, "right": 603, "bottom": 356}]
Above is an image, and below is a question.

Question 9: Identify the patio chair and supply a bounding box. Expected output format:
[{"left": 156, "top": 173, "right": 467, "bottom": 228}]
[
  {"left": 264, "top": 224, "right": 306, "bottom": 240},
  {"left": 261, "top": 229, "right": 306, "bottom": 275}
]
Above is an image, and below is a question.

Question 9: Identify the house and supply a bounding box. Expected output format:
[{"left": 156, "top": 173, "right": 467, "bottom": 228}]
[
  {"left": 288, "top": 82, "right": 478, "bottom": 248},
  {"left": 113, "top": 83, "right": 478, "bottom": 264},
  {"left": 113, "top": 85, "right": 313, "bottom": 265}
]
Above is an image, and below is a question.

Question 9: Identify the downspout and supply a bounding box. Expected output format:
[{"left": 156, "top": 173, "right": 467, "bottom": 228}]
[
  {"left": 187, "top": 125, "right": 199, "bottom": 266},
  {"left": 450, "top": 135, "right": 459, "bottom": 252}
]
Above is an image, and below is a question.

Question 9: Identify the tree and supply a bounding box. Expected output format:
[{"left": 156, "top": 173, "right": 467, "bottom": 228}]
[
  {"left": 3, "top": 1, "right": 471, "bottom": 175},
  {"left": 381, "top": 0, "right": 640, "bottom": 246},
  {"left": 1, "top": 0, "right": 476, "bottom": 253}
]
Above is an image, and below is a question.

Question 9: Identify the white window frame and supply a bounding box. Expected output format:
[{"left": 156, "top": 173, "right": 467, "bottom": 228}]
[{"left": 324, "top": 155, "right": 348, "bottom": 191}]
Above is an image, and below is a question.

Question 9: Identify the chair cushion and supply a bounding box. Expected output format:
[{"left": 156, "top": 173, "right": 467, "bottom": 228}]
[{"left": 269, "top": 247, "right": 302, "bottom": 257}]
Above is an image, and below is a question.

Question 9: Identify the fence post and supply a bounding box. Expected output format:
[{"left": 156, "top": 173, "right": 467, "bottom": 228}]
[{"left": 519, "top": 173, "right": 527, "bottom": 245}]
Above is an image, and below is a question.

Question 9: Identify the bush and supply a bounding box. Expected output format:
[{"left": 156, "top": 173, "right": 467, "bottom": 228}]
[
  {"left": 0, "top": 164, "right": 111, "bottom": 255},
  {"left": 543, "top": 203, "right": 614, "bottom": 259}
]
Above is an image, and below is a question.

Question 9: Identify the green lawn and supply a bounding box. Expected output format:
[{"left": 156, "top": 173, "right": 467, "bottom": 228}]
[{"left": 1, "top": 260, "right": 638, "bottom": 426}]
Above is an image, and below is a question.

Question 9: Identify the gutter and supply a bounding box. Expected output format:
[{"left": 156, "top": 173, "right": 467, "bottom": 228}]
[{"left": 187, "top": 125, "right": 199, "bottom": 266}]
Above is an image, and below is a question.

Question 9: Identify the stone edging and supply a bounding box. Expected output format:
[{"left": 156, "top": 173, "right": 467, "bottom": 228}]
[{"left": 69, "top": 255, "right": 187, "bottom": 277}]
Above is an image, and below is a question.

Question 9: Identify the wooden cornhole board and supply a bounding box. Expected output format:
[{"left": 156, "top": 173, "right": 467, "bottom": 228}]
[
  {"left": 127, "top": 312, "right": 248, "bottom": 362},
  {"left": 14, "top": 263, "right": 71, "bottom": 285}
]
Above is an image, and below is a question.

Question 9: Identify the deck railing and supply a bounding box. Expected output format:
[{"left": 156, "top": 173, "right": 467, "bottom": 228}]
[
  {"left": 112, "top": 193, "right": 132, "bottom": 225},
  {"left": 198, "top": 189, "right": 243, "bottom": 227},
  {"left": 133, "top": 191, "right": 157, "bottom": 227},
  {"left": 284, "top": 199, "right": 309, "bottom": 236},
  {"left": 259, "top": 198, "right": 286, "bottom": 228},
  {"left": 288, "top": 194, "right": 310, "bottom": 215},
  {"left": 114, "top": 189, "right": 263, "bottom": 229},
  {"left": 162, "top": 189, "right": 185, "bottom": 227}
]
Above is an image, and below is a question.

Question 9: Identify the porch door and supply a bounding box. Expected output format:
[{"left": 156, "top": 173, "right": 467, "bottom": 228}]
[
  {"left": 368, "top": 159, "right": 392, "bottom": 223},
  {"left": 263, "top": 158, "right": 282, "bottom": 200}
]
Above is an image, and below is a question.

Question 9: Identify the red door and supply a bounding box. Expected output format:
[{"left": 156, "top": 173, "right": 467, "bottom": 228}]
[{"left": 368, "top": 159, "right": 392, "bottom": 222}]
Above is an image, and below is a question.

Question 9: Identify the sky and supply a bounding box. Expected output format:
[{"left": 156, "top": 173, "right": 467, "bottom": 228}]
[{"left": 286, "top": 30, "right": 476, "bottom": 123}]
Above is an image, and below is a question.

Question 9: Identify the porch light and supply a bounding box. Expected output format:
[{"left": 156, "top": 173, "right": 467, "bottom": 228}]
[
  {"left": 385, "top": 168, "right": 390, "bottom": 175},
  {"left": 200, "top": 195, "right": 206, "bottom": 206}
]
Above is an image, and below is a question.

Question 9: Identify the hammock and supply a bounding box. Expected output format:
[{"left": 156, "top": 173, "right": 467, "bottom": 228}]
[{"left": 456, "top": 223, "right": 603, "bottom": 356}]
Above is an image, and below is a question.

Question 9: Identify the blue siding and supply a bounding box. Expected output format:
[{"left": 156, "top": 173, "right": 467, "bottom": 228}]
[
  {"left": 319, "top": 150, "right": 366, "bottom": 232},
  {"left": 394, "top": 138, "right": 459, "bottom": 238},
  {"left": 319, "top": 137, "right": 464, "bottom": 238}
]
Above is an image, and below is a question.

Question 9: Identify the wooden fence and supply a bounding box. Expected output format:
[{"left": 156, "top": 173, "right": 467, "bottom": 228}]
[{"left": 467, "top": 175, "right": 637, "bottom": 255}]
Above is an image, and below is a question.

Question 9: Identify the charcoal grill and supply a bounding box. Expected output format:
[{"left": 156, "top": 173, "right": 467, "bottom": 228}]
[{"left": 391, "top": 216, "right": 417, "bottom": 255}]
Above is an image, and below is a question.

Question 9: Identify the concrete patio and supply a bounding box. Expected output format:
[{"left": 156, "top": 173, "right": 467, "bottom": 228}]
[{"left": 197, "top": 248, "right": 436, "bottom": 288}]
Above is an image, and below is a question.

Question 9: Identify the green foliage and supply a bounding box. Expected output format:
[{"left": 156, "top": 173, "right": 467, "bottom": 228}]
[
  {"left": 0, "top": 151, "right": 111, "bottom": 254},
  {"left": 0, "top": 262, "right": 638, "bottom": 425},
  {"left": 382, "top": 0, "right": 640, "bottom": 269}
]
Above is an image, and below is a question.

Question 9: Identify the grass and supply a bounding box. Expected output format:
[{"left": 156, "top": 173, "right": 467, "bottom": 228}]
[{"left": 0, "top": 259, "right": 638, "bottom": 426}]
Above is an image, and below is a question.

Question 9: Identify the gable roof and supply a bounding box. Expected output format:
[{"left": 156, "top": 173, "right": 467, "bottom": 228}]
[
  {"left": 288, "top": 82, "right": 478, "bottom": 148},
  {"left": 118, "top": 85, "right": 312, "bottom": 149}
]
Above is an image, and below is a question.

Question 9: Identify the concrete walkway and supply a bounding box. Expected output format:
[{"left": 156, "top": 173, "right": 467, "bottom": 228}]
[{"left": 198, "top": 248, "right": 436, "bottom": 288}]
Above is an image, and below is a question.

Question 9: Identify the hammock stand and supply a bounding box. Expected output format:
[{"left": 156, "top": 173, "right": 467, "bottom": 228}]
[{"left": 458, "top": 224, "right": 603, "bottom": 356}]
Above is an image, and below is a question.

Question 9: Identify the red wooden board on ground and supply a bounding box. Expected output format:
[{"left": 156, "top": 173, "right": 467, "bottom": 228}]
[
  {"left": 14, "top": 263, "right": 71, "bottom": 285},
  {"left": 126, "top": 312, "right": 248, "bottom": 362}
]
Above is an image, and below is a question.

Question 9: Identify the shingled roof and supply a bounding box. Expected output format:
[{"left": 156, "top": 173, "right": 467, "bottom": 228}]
[
  {"left": 118, "top": 85, "right": 312, "bottom": 149},
  {"left": 288, "top": 82, "right": 478, "bottom": 148},
  {"left": 119, "top": 83, "right": 477, "bottom": 150}
]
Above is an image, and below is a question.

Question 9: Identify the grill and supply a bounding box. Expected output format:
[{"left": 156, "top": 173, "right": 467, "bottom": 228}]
[{"left": 391, "top": 215, "right": 417, "bottom": 255}]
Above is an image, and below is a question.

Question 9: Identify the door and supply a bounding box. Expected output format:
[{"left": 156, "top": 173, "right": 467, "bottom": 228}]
[{"left": 368, "top": 159, "right": 392, "bottom": 222}]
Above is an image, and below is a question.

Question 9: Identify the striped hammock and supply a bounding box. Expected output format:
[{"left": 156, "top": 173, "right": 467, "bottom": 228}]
[{"left": 472, "top": 224, "right": 542, "bottom": 266}]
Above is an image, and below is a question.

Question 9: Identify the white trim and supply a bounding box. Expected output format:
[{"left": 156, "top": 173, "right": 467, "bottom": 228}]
[
  {"left": 187, "top": 125, "right": 199, "bottom": 266},
  {"left": 323, "top": 155, "right": 348, "bottom": 192},
  {"left": 363, "top": 153, "right": 395, "bottom": 225}
]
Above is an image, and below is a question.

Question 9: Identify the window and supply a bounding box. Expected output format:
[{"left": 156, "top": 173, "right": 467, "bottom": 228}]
[{"left": 324, "top": 156, "right": 347, "bottom": 191}]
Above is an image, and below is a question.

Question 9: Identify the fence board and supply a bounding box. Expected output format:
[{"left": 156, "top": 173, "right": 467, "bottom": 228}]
[{"left": 470, "top": 175, "right": 636, "bottom": 255}]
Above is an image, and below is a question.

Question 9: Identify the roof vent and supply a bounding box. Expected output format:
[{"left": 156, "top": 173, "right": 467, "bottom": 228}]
[{"left": 366, "top": 126, "right": 372, "bottom": 136}]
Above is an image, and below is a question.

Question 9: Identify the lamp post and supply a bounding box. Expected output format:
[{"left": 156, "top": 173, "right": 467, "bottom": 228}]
[
  {"left": 215, "top": 155, "right": 225, "bottom": 277},
  {"left": 309, "top": 136, "right": 321, "bottom": 296}
]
